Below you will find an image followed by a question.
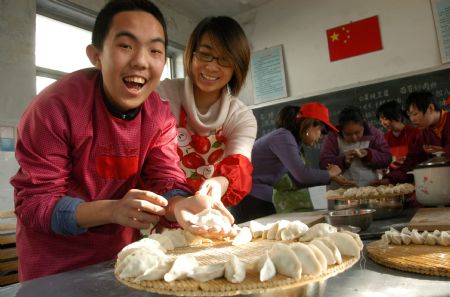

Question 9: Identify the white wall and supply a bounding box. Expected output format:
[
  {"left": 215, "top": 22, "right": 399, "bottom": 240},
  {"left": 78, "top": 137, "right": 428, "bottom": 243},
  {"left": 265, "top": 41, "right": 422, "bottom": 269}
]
[{"left": 237, "top": 0, "right": 445, "bottom": 107}]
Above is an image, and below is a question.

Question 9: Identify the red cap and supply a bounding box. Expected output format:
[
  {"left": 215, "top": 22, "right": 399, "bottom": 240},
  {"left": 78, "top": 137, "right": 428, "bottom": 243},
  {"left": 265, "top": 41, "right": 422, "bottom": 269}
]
[{"left": 296, "top": 102, "right": 339, "bottom": 133}]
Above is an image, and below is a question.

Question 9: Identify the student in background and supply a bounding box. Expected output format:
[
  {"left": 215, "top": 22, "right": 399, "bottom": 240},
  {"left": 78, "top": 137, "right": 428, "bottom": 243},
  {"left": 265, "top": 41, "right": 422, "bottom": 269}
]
[
  {"left": 10, "top": 0, "right": 232, "bottom": 282},
  {"left": 376, "top": 100, "right": 420, "bottom": 170},
  {"left": 320, "top": 106, "right": 391, "bottom": 188},
  {"left": 158, "top": 16, "right": 257, "bottom": 210},
  {"left": 383, "top": 91, "right": 450, "bottom": 184},
  {"left": 233, "top": 103, "right": 342, "bottom": 223}
]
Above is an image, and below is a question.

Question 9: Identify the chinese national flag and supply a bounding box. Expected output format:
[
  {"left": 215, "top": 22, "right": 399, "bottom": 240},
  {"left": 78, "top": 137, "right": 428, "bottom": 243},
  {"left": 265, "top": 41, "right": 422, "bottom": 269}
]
[{"left": 326, "top": 16, "right": 383, "bottom": 62}]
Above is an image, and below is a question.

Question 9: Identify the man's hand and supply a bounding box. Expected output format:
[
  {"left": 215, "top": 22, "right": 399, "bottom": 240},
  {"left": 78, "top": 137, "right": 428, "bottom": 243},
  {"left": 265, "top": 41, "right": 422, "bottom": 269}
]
[{"left": 423, "top": 145, "right": 444, "bottom": 154}]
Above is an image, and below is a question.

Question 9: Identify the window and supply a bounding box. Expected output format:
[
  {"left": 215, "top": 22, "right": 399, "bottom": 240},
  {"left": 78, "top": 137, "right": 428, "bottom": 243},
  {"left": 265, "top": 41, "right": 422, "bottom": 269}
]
[{"left": 35, "top": 14, "right": 173, "bottom": 94}]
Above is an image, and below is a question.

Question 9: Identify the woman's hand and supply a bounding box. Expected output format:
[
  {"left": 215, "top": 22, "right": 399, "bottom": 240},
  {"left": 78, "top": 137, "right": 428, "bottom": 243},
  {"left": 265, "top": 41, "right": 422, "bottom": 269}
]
[
  {"left": 198, "top": 176, "right": 229, "bottom": 202},
  {"left": 173, "top": 193, "right": 235, "bottom": 238},
  {"left": 326, "top": 164, "right": 342, "bottom": 178},
  {"left": 345, "top": 149, "right": 367, "bottom": 165},
  {"left": 332, "top": 175, "right": 357, "bottom": 187}
]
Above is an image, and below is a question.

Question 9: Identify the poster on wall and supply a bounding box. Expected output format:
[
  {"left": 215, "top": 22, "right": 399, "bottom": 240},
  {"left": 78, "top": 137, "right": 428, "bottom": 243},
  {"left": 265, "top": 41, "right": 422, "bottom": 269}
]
[
  {"left": 431, "top": 0, "right": 450, "bottom": 63},
  {"left": 251, "top": 45, "right": 288, "bottom": 104}
]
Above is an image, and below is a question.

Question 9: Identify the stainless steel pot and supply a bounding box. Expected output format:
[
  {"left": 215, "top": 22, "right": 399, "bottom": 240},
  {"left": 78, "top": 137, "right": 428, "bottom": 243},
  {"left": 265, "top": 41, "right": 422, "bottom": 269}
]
[{"left": 408, "top": 153, "right": 450, "bottom": 206}]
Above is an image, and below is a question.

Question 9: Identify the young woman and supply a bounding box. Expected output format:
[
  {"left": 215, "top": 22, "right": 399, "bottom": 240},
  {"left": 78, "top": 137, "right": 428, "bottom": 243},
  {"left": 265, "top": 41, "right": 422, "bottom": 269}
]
[
  {"left": 319, "top": 106, "right": 391, "bottom": 187},
  {"left": 158, "top": 16, "right": 257, "bottom": 208},
  {"left": 376, "top": 100, "right": 420, "bottom": 170},
  {"left": 233, "top": 103, "right": 342, "bottom": 223}
]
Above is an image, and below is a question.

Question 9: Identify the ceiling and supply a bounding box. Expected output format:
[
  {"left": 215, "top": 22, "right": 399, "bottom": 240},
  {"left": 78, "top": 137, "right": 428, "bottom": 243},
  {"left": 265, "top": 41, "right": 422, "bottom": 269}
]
[{"left": 153, "top": 0, "right": 272, "bottom": 21}]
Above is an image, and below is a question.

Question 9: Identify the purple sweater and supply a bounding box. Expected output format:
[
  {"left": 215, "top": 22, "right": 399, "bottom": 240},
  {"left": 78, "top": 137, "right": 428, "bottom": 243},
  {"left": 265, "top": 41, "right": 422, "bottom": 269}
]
[
  {"left": 250, "top": 128, "right": 330, "bottom": 202},
  {"left": 319, "top": 125, "right": 391, "bottom": 171}
]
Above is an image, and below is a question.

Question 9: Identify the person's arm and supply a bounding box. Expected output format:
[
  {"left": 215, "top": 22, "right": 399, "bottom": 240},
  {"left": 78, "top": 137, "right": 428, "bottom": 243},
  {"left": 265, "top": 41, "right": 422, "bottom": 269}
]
[
  {"left": 271, "top": 130, "right": 330, "bottom": 187},
  {"left": 319, "top": 132, "right": 347, "bottom": 170},
  {"left": 362, "top": 126, "right": 392, "bottom": 169},
  {"left": 209, "top": 105, "right": 257, "bottom": 207}
]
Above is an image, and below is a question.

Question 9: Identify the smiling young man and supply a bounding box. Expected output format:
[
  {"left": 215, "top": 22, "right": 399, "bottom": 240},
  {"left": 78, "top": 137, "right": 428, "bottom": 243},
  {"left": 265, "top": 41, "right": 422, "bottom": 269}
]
[
  {"left": 384, "top": 91, "right": 450, "bottom": 184},
  {"left": 11, "top": 0, "right": 198, "bottom": 281}
]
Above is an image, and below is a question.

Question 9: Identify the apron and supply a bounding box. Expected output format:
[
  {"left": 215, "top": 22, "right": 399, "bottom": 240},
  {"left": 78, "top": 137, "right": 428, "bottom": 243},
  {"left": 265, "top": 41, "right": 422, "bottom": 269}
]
[
  {"left": 177, "top": 107, "right": 226, "bottom": 191},
  {"left": 272, "top": 153, "right": 313, "bottom": 213},
  {"left": 335, "top": 137, "right": 378, "bottom": 187}
]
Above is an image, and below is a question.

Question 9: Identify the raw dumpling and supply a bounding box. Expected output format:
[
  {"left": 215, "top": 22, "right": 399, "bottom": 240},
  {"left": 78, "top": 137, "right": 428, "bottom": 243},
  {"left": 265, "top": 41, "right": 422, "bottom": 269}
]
[
  {"left": 308, "top": 244, "right": 327, "bottom": 272},
  {"left": 328, "top": 232, "right": 360, "bottom": 257},
  {"left": 224, "top": 255, "right": 247, "bottom": 283},
  {"left": 116, "top": 248, "right": 170, "bottom": 281},
  {"left": 255, "top": 251, "right": 276, "bottom": 282},
  {"left": 279, "top": 220, "right": 309, "bottom": 241},
  {"left": 117, "top": 238, "right": 165, "bottom": 261},
  {"left": 289, "top": 242, "right": 322, "bottom": 275},
  {"left": 161, "top": 229, "right": 188, "bottom": 248},
  {"left": 190, "top": 209, "right": 231, "bottom": 231},
  {"left": 184, "top": 232, "right": 214, "bottom": 246},
  {"left": 248, "top": 220, "right": 267, "bottom": 238},
  {"left": 164, "top": 254, "right": 199, "bottom": 282},
  {"left": 410, "top": 229, "right": 424, "bottom": 245},
  {"left": 300, "top": 223, "right": 337, "bottom": 242},
  {"left": 340, "top": 231, "right": 363, "bottom": 250},
  {"left": 188, "top": 263, "right": 225, "bottom": 282},
  {"left": 232, "top": 227, "right": 253, "bottom": 246},
  {"left": 267, "top": 220, "right": 290, "bottom": 240},
  {"left": 310, "top": 238, "right": 336, "bottom": 265},
  {"left": 437, "top": 231, "right": 450, "bottom": 246},
  {"left": 269, "top": 243, "right": 302, "bottom": 278},
  {"left": 148, "top": 233, "right": 175, "bottom": 251},
  {"left": 318, "top": 237, "right": 342, "bottom": 264}
]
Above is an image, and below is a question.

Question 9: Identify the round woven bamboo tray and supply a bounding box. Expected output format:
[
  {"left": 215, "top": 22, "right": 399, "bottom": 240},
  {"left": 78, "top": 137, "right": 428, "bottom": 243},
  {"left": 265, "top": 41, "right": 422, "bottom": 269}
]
[
  {"left": 367, "top": 240, "right": 450, "bottom": 277},
  {"left": 115, "top": 239, "right": 360, "bottom": 296}
]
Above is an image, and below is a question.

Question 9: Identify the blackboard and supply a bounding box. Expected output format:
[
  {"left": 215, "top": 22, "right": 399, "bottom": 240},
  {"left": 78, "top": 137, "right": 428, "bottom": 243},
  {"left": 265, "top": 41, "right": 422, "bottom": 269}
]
[{"left": 252, "top": 67, "right": 450, "bottom": 166}]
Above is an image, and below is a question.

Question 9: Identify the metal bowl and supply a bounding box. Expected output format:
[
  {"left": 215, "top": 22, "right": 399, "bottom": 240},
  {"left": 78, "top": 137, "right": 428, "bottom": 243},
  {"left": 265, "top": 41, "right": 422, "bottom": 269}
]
[
  {"left": 325, "top": 208, "right": 375, "bottom": 231},
  {"left": 328, "top": 195, "right": 404, "bottom": 220}
]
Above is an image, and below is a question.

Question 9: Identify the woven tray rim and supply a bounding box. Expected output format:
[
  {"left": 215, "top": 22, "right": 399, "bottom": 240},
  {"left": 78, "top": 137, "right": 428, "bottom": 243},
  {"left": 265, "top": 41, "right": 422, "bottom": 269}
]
[{"left": 367, "top": 240, "right": 450, "bottom": 278}]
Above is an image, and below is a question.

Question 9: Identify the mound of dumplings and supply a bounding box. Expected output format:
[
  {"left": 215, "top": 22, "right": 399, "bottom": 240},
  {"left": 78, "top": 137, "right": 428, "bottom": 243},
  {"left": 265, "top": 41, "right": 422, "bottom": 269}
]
[
  {"left": 382, "top": 227, "right": 450, "bottom": 246},
  {"left": 115, "top": 213, "right": 363, "bottom": 285},
  {"left": 326, "top": 183, "right": 415, "bottom": 200}
]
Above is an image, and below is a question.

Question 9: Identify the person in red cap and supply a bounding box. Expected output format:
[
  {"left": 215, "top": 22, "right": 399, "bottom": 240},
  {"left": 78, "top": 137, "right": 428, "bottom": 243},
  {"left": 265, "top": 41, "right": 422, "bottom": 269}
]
[
  {"left": 319, "top": 106, "right": 391, "bottom": 188},
  {"left": 230, "top": 103, "right": 342, "bottom": 223}
]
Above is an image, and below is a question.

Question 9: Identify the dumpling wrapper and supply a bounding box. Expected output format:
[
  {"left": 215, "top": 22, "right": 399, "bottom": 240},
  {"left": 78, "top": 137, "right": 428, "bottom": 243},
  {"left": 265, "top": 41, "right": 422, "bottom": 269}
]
[
  {"left": 300, "top": 223, "right": 337, "bottom": 242},
  {"left": 289, "top": 242, "right": 322, "bottom": 275},
  {"left": 269, "top": 243, "right": 302, "bottom": 278},
  {"left": 308, "top": 244, "right": 327, "bottom": 271},
  {"left": 148, "top": 233, "right": 175, "bottom": 251},
  {"left": 224, "top": 255, "right": 246, "bottom": 283},
  {"left": 161, "top": 229, "right": 188, "bottom": 248},
  {"left": 255, "top": 252, "right": 276, "bottom": 282},
  {"left": 280, "top": 220, "right": 309, "bottom": 241},
  {"left": 188, "top": 263, "right": 225, "bottom": 282},
  {"left": 317, "top": 237, "right": 342, "bottom": 264},
  {"left": 190, "top": 209, "right": 231, "bottom": 232},
  {"left": 164, "top": 254, "right": 199, "bottom": 282},
  {"left": 329, "top": 232, "right": 360, "bottom": 257},
  {"left": 117, "top": 238, "right": 165, "bottom": 261},
  {"left": 232, "top": 227, "right": 252, "bottom": 246},
  {"left": 310, "top": 239, "right": 336, "bottom": 265}
]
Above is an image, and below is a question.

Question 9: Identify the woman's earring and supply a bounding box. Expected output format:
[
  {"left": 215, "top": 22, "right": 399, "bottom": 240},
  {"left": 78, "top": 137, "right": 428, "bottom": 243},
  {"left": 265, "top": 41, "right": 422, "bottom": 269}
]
[{"left": 306, "top": 130, "right": 310, "bottom": 137}]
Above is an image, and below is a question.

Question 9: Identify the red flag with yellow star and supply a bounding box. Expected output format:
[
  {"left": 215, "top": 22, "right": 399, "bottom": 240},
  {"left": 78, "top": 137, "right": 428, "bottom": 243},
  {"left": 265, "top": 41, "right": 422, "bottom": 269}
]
[{"left": 326, "top": 16, "right": 382, "bottom": 62}]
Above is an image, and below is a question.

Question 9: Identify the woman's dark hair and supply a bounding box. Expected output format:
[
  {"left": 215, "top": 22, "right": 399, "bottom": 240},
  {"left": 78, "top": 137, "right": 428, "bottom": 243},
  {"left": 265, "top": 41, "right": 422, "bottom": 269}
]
[
  {"left": 405, "top": 91, "right": 439, "bottom": 113},
  {"left": 184, "top": 16, "right": 251, "bottom": 96},
  {"left": 376, "top": 100, "right": 408, "bottom": 122},
  {"left": 338, "top": 106, "right": 369, "bottom": 135},
  {"left": 92, "top": 0, "right": 167, "bottom": 52},
  {"left": 276, "top": 105, "right": 325, "bottom": 142}
]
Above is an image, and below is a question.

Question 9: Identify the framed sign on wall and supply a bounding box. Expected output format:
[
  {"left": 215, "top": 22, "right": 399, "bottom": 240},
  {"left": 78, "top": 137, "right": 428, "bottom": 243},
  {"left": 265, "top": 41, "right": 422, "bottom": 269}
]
[{"left": 250, "top": 45, "right": 288, "bottom": 104}]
